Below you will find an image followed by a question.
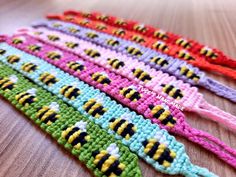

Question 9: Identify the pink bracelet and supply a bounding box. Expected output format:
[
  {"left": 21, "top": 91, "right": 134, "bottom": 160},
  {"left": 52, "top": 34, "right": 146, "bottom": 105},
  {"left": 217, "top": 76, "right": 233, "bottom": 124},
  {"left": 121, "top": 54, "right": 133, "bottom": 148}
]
[{"left": 5, "top": 32, "right": 236, "bottom": 168}]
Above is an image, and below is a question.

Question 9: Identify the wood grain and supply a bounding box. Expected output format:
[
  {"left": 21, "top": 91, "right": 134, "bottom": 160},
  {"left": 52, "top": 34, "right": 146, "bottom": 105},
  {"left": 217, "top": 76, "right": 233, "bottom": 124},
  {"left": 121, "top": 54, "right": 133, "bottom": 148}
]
[{"left": 0, "top": 0, "right": 236, "bottom": 176}]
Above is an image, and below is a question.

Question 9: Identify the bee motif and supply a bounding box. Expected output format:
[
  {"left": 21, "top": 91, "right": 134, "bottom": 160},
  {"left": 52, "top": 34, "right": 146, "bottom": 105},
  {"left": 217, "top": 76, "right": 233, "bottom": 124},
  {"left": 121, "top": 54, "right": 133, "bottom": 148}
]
[
  {"left": 86, "top": 32, "right": 99, "bottom": 39},
  {"left": 96, "top": 24, "right": 107, "bottom": 31},
  {"left": 175, "top": 38, "right": 191, "bottom": 49},
  {"left": 106, "top": 39, "right": 120, "bottom": 47},
  {"left": 152, "top": 41, "right": 169, "bottom": 52},
  {"left": 200, "top": 47, "right": 218, "bottom": 59},
  {"left": 46, "top": 51, "right": 62, "bottom": 60},
  {"left": 33, "top": 31, "right": 43, "bottom": 36},
  {"left": 61, "top": 121, "right": 90, "bottom": 149},
  {"left": 142, "top": 138, "right": 176, "bottom": 167},
  {"left": 119, "top": 86, "right": 142, "bottom": 101},
  {"left": 21, "top": 62, "right": 38, "bottom": 73},
  {"left": 92, "top": 143, "right": 125, "bottom": 176},
  {"left": 179, "top": 66, "right": 200, "bottom": 82},
  {"left": 47, "top": 35, "right": 60, "bottom": 41},
  {"left": 65, "top": 41, "right": 79, "bottom": 49},
  {"left": 79, "top": 19, "right": 90, "bottom": 26},
  {"left": 39, "top": 72, "right": 58, "bottom": 86},
  {"left": 153, "top": 30, "right": 168, "bottom": 40},
  {"left": 115, "top": 19, "right": 127, "bottom": 26},
  {"left": 82, "top": 12, "right": 91, "bottom": 18},
  {"left": 133, "top": 24, "right": 147, "bottom": 33},
  {"left": 67, "top": 61, "right": 85, "bottom": 73},
  {"left": 112, "top": 29, "right": 126, "bottom": 36},
  {"left": 150, "top": 56, "right": 169, "bottom": 67},
  {"left": 12, "top": 37, "right": 25, "bottom": 45},
  {"left": 97, "top": 15, "right": 109, "bottom": 21},
  {"left": 148, "top": 104, "right": 177, "bottom": 127},
  {"left": 125, "top": 46, "right": 143, "bottom": 57},
  {"left": 84, "top": 49, "right": 101, "bottom": 58},
  {"left": 65, "top": 15, "right": 74, "bottom": 21},
  {"left": 60, "top": 85, "right": 81, "bottom": 100},
  {"left": 83, "top": 98, "right": 107, "bottom": 118},
  {"left": 0, "top": 49, "right": 6, "bottom": 55},
  {"left": 15, "top": 88, "right": 37, "bottom": 106},
  {"left": 131, "top": 35, "right": 145, "bottom": 43},
  {"left": 132, "top": 68, "right": 152, "bottom": 83},
  {"left": 52, "top": 23, "right": 62, "bottom": 28},
  {"left": 7, "top": 55, "right": 20, "bottom": 64},
  {"left": 109, "top": 116, "right": 137, "bottom": 140},
  {"left": 36, "top": 102, "right": 60, "bottom": 125},
  {"left": 177, "top": 50, "right": 195, "bottom": 60},
  {"left": 91, "top": 72, "right": 111, "bottom": 85},
  {"left": 68, "top": 27, "right": 80, "bottom": 34},
  {"left": 27, "top": 44, "right": 41, "bottom": 52},
  {"left": 107, "top": 58, "right": 125, "bottom": 69},
  {"left": 161, "top": 84, "right": 183, "bottom": 99},
  {"left": 0, "top": 75, "right": 18, "bottom": 91}
]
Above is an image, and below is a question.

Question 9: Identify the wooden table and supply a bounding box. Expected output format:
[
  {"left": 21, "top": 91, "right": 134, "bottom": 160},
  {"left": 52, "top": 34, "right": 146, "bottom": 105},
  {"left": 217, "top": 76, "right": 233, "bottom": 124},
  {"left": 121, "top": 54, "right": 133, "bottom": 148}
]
[{"left": 0, "top": 0, "right": 235, "bottom": 176}]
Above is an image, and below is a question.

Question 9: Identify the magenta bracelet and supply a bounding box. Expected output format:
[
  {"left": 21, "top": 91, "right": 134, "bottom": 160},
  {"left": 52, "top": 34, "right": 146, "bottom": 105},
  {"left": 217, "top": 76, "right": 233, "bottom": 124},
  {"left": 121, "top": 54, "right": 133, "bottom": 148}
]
[{"left": 4, "top": 32, "right": 236, "bottom": 168}]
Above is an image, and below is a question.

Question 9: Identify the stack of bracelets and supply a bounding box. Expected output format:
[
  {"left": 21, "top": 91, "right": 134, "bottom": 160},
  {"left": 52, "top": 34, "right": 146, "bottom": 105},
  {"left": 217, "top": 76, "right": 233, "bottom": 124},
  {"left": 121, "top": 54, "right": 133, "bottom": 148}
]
[{"left": 0, "top": 10, "right": 235, "bottom": 177}]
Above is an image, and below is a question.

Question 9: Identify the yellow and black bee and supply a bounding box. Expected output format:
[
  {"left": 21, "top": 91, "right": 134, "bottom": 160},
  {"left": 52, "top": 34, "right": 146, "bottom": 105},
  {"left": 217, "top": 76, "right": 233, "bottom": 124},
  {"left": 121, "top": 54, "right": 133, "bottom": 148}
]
[
  {"left": 84, "top": 49, "right": 101, "bottom": 58},
  {"left": 179, "top": 66, "right": 200, "bottom": 82},
  {"left": 7, "top": 55, "right": 20, "bottom": 64},
  {"left": 125, "top": 46, "right": 143, "bottom": 57},
  {"left": 27, "top": 44, "right": 41, "bottom": 52},
  {"left": 97, "top": 15, "right": 109, "bottom": 21},
  {"left": 142, "top": 139, "right": 176, "bottom": 167},
  {"left": 12, "top": 37, "right": 24, "bottom": 45},
  {"left": 83, "top": 98, "right": 107, "bottom": 118},
  {"left": 200, "top": 47, "right": 218, "bottom": 59},
  {"left": 109, "top": 118, "right": 137, "bottom": 140},
  {"left": 0, "top": 49, "right": 6, "bottom": 55},
  {"left": 82, "top": 12, "right": 91, "bottom": 18},
  {"left": 150, "top": 56, "right": 169, "bottom": 67},
  {"left": 148, "top": 104, "right": 177, "bottom": 127},
  {"left": 133, "top": 24, "right": 147, "bottom": 33},
  {"left": 96, "top": 24, "right": 107, "bottom": 31},
  {"left": 161, "top": 84, "right": 183, "bottom": 99},
  {"left": 131, "top": 35, "right": 145, "bottom": 43},
  {"left": 92, "top": 147, "right": 125, "bottom": 176},
  {"left": 47, "top": 34, "right": 60, "bottom": 42},
  {"left": 65, "top": 15, "right": 74, "bottom": 21},
  {"left": 21, "top": 62, "right": 38, "bottom": 73},
  {"left": 86, "top": 32, "right": 99, "bottom": 39},
  {"left": 79, "top": 19, "right": 90, "bottom": 26},
  {"left": 39, "top": 72, "right": 58, "bottom": 86},
  {"left": 106, "top": 39, "right": 120, "bottom": 47},
  {"left": 119, "top": 86, "right": 141, "bottom": 101},
  {"left": 15, "top": 89, "right": 37, "bottom": 106},
  {"left": 152, "top": 41, "right": 169, "bottom": 53},
  {"left": 113, "top": 29, "right": 126, "bottom": 36},
  {"left": 67, "top": 61, "right": 85, "bottom": 73},
  {"left": 33, "top": 31, "right": 43, "bottom": 36},
  {"left": 132, "top": 68, "right": 152, "bottom": 83},
  {"left": 175, "top": 38, "right": 191, "bottom": 49},
  {"left": 107, "top": 58, "right": 125, "bottom": 69},
  {"left": 53, "top": 23, "right": 62, "bottom": 28},
  {"left": 115, "top": 19, "right": 127, "bottom": 26},
  {"left": 60, "top": 85, "right": 81, "bottom": 100},
  {"left": 68, "top": 27, "right": 80, "bottom": 34},
  {"left": 61, "top": 122, "right": 90, "bottom": 149},
  {"left": 177, "top": 50, "right": 195, "bottom": 60},
  {"left": 65, "top": 41, "right": 79, "bottom": 49},
  {"left": 0, "top": 76, "right": 17, "bottom": 91},
  {"left": 36, "top": 103, "right": 60, "bottom": 125},
  {"left": 46, "top": 51, "right": 62, "bottom": 60},
  {"left": 153, "top": 30, "right": 168, "bottom": 40},
  {"left": 91, "top": 72, "right": 111, "bottom": 85}
]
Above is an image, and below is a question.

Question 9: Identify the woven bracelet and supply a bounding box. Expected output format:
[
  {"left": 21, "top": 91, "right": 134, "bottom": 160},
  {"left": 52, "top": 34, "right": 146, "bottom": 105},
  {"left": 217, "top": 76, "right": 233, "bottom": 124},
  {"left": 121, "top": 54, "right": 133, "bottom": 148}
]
[
  {"left": 61, "top": 10, "right": 236, "bottom": 70},
  {"left": 0, "top": 62, "right": 142, "bottom": 177},
  {"left": 13, "top": 29, "right": 236, "bottom": 134},
  {"left": 30, "top": 20, "right": 236, "bottom": 103},
  {"left": 0, "top": 41, "right": 217, "bottom": 177},
  {"left": 3, "top": 31, "right": 236, "bottom": 168}
]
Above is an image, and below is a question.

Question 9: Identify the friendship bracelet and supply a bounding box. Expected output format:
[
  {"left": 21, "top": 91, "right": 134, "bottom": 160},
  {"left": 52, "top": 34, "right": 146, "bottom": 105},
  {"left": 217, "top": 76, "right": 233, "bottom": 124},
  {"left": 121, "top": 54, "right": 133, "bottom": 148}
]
[
  {"left": 13, "top": 29, "right": 236, "bottom": 134},
  {"left": 0, "top": 62, "right": 142, "bottom": 177},
  {"left": 3, "top": 31, "right": 236, "bottom": 168},
  {"left": 63, "top": 10, "right": 236, "bottom": 70},
  {"left": 0, "top": 42, "right": 217, "bottom": 177},
  {"left": 31, "top": 20, "right": 236, "bottom": 103}
]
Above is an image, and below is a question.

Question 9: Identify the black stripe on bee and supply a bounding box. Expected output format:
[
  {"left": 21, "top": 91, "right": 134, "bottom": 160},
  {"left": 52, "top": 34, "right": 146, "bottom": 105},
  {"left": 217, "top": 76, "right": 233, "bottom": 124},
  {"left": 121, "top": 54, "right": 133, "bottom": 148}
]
[
  {"left": 125, "top": 46, "right": 143, "bottom": 57},
  {"left": 21, "top": 62, "right": 37, "bottom": 73},
  {"left": 153, "top": 30, "right": 168, "bottom": 40},
  {"left": 86, "top": 32, "right": 99, "bottom": 39},
  {"left": 60, "top": 85, "right": 81, "bottom": 100},
  {"left": 39, "top": 73, "right": 58, "bottom": 86},
  {"left": 96, "top": 24, "right": 107, "bottom": 30},
  {"left": 132, "top": 68, "right": 152, "bottom": 82},
  {"left": 47, "top": 35, "right": 60, "bottom": 41},
  {"left": 177, "top": 50, "right": 195, "bottom": 60},
  {"left": 131, "top": 35, "right": 145, "bottom": 43},
  {"left": 107, "top": 58, "right": 125, "bottom": 69},
  {"left": 12, "top": 38, "right": 24, "bottom": 45},
  {"left": 7, "top": 55, "right": 20, "bottom": 64},
  {"left": 84, "top": 49, "right": 101, "bottom": 58},
  {"left": 161, "top": 84, "right": 183, "bottom": 99},
  {"left": 27, "top": 44, "right": 41, "bottom": 52},
  {"left": 175, "top": 38, "right": 191, "bottom": 49},
  {"left": 200, "top": 47, "right": 218, "bottom": 59},
  {"left": 0, "top": 49, "right": 6, "bottom": 55},
  {"left": 0, "top": 77, "right": 15, "bottom": 91},
  {"left": 68, "top": 27, "right": 80, "bottom": 34},
  {"left": 67, "top": 61, "right": 85, "bottom": 72},
  {"left": 106, "top": 39, "right": 120, "bottom": 46},
  {"left": 113, "top": 29, "right": 126, "bottom": 36},
  {"left": 36, "top": 106, "right": 60, "bottom": 125},
  {"left": 119, "top": 87, "right": 141, "bottom": 101},
  {"left": 46, "top": 51, "right": 62, "bottom": 60},
  {"left": 152, "top": 41, "right": 169, "bottom": 52},
  {"left": 15, "top": 91, "right": 37, "bottom": 106},
  {"left": 83, "top": 99, "right": 107, "bottom": 118},
  {"left": 65, "top": 41, "right": 79, "bottom": 49},
  {"left": 91, "top": 72, "right": 111, "bottom": 85},
  {"left": 178, "top": 66, "right": 200, "bottom": 82},
  {"left": 133, "top": 25, "right": 147, "bottom": 33},
  {"left": 150, "top": 56, "right": 169, "bottom": 67}
]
